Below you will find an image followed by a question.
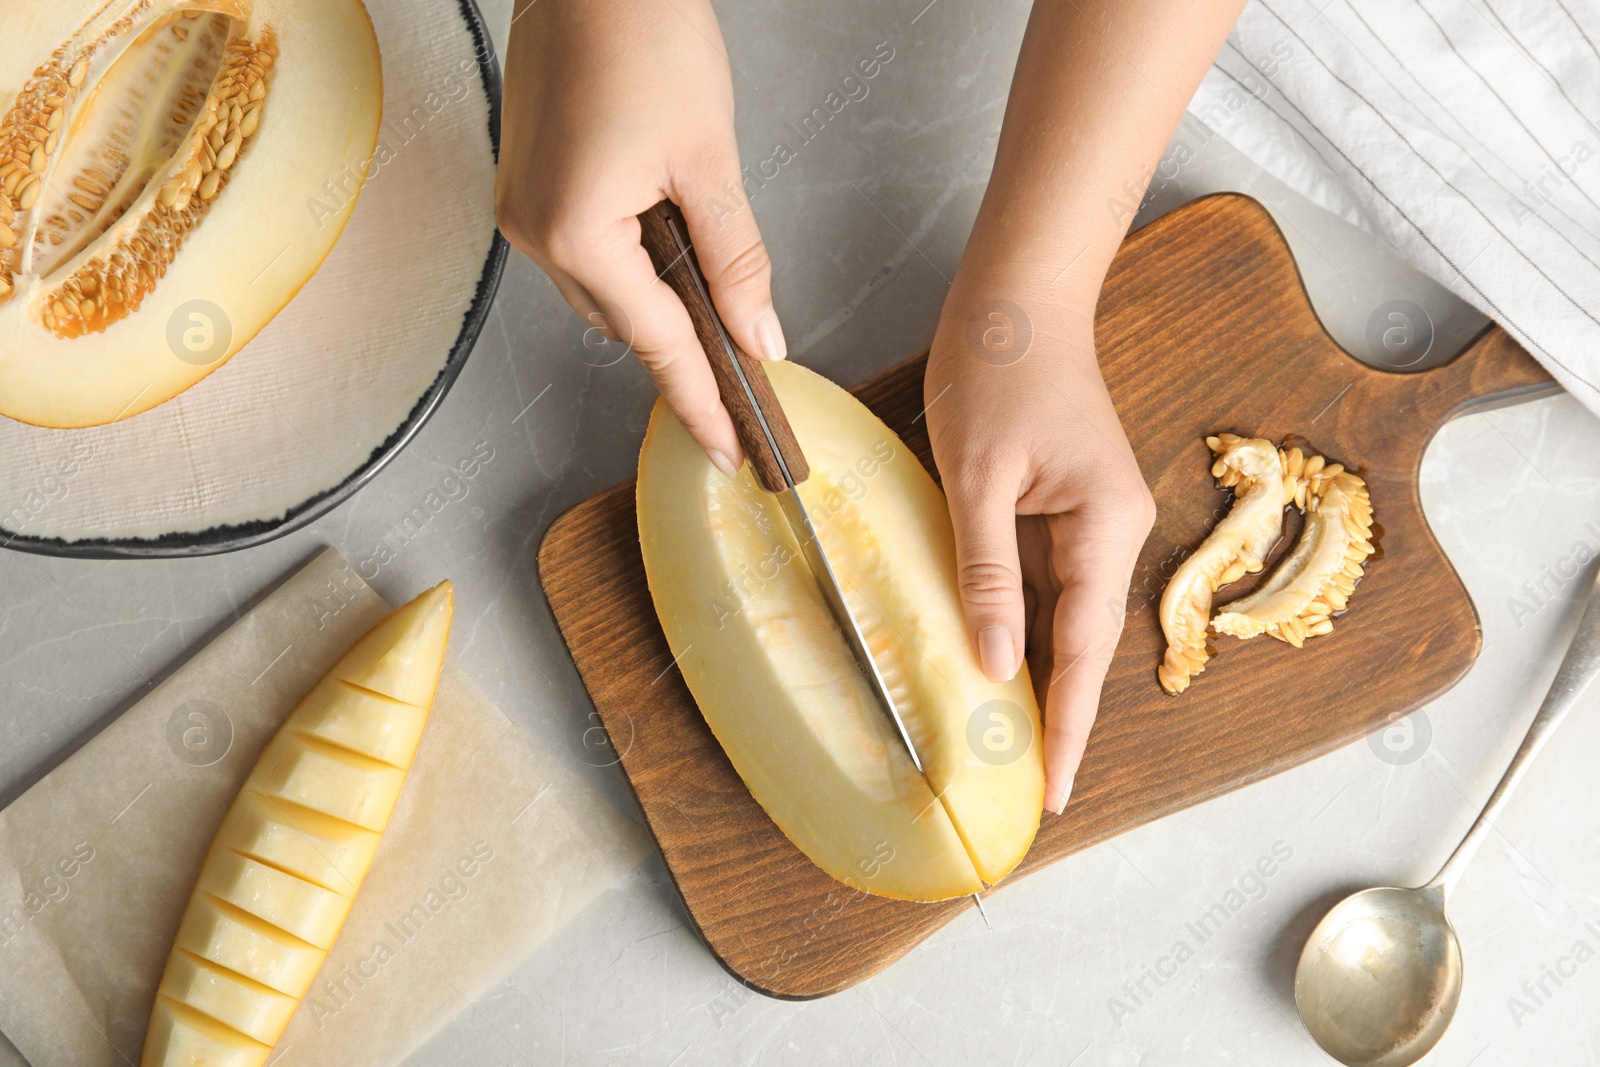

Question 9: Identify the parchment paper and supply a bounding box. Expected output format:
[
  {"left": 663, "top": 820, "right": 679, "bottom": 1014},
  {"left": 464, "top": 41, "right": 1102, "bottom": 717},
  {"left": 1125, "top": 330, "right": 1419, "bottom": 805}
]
[{"left": 0, "top": 548, "right": 649, "bottom": 1067}]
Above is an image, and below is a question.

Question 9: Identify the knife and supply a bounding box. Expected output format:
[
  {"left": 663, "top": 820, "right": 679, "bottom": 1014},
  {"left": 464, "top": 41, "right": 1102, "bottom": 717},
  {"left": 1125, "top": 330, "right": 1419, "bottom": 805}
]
[{"left": 636, "top": 200, "right": 989, "bottom": 926}]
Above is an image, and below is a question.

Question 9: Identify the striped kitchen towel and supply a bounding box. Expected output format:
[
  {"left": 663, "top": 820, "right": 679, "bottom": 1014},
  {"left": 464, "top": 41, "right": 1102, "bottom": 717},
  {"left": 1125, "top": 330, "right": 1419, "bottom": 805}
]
[{"left": 1187, "top": 0, "right": 1600, "bottom": 412}]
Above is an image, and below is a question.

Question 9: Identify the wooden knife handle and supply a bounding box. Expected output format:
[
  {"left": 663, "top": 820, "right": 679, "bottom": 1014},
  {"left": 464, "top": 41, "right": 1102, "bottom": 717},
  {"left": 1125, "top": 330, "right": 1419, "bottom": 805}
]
[{"left": 637, "top": 199, "right": 808, "bottom": 493}]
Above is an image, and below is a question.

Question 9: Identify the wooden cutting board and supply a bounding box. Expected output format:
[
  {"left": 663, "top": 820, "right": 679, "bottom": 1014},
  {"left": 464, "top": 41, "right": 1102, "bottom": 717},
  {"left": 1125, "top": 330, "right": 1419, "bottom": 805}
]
[{"left": 538, "top": 194, "right": 1555, "bottom": 999}]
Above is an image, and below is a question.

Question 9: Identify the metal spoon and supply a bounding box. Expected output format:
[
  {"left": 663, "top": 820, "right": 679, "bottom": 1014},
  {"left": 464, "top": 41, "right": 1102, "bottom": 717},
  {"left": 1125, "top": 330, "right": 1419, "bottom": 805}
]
[{"left": 1295, "top": 564, "right": 1600, "bottom": 1066}]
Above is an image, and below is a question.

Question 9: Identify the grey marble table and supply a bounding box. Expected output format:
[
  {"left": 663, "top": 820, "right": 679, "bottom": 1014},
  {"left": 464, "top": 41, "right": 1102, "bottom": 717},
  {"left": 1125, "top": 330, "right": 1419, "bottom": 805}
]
[{"left": 4, "top": 1, "right": 1599, "bottom": 1064}]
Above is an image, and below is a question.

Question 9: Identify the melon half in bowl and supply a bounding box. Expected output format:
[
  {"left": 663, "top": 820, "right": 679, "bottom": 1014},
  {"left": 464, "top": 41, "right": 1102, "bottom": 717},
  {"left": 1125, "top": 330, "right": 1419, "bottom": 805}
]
[{"left": 0, "top": 0, "right": 382, "bottom": 428}]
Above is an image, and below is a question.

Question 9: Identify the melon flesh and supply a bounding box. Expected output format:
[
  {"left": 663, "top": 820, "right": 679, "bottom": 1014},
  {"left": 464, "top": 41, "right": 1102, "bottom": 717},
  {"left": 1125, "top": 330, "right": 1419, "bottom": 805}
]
[
  {"left": 142, "top": 582, "right": 453, "bottom": 1067},
  {"left": 0, "top": 0, "right": 382, "bottom": 427},
  {"left": 637, "top": 362, "right": 1045, "bottom": 902}
]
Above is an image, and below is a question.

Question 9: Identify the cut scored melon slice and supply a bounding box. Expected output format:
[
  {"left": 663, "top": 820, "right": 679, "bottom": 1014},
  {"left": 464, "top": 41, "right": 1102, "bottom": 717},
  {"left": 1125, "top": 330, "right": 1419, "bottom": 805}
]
[
  {"left": 157, "top": 951, "right": 299, "bottom": 1046},
  {"left": 330, "top": 596, "right": 456, "bottom": 706},
  {"left": 143, "top": 998, "right": 271, "bottom": 1067},
  {"left": 215, "top": 790, "right": 380, "bottom": 896},
  {"left": 252, "top": 731, "right": 408, "bottom": 832},
  {"left": 174, "top": 892, "right": 328, "bottom": 998},
  {"left": 0, "top": 0, "right": 382, "bottom": 427},
  {"left": 637, "top": 362, "right": 1045, "bottom": 902},
  {"left": 197, "top": 849, "right": 355, "bottom": 949},
  {"left": 141, "top": 582, "right": 452, "bottom": 1066},
  {"left": 294, "top": 677, "right": 431, "bottom": 768}
]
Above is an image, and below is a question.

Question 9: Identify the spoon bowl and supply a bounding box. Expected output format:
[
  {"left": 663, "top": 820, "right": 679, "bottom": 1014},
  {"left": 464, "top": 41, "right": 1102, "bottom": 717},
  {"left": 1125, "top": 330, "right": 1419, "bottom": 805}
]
[{"left": 1295, "top": 886, "right": 1462, "bottom": 1067}]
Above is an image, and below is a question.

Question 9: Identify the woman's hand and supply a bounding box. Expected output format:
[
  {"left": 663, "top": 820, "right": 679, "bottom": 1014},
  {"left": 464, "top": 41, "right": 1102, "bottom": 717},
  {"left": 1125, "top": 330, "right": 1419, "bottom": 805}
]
[
  {"left": 927, "top": 0, "right": 1245, "bottom": 811},
  {"left": 494, "top": 0, "right": 784, "bottom": 476},
  {"left": 925, "top": 278, "right": 1155, "bottom": 815}
]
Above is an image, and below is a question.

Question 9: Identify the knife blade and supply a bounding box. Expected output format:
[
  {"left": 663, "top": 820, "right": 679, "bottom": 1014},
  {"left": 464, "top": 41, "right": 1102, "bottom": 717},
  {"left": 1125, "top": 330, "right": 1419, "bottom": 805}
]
[{"left": 636, "top": 200, "right": 989, "bottom": 926}]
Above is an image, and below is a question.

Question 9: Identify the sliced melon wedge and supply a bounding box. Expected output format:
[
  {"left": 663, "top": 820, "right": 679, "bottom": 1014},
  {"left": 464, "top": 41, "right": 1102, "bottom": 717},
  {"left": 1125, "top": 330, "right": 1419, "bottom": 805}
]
[
  {"left": 141, "top": 581, "right": 452, "bottom": 1067},
  {"left": 157, "top": 952, "right": 298, "bottom": 1047},
  {"left": 637, "top": 362, "right": 1045, "bottom": 902},
  {"left": 142, "top": 998, "right": 272, "bottom": 1067},
  {"left": 0, "top": 0, "right": 382, "bottom": 427}
]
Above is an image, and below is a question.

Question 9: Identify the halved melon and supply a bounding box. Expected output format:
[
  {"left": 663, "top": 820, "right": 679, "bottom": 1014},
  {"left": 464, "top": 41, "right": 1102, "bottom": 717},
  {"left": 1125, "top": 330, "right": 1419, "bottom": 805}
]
[
  {"left": 637, "top": 362, "right": 1045, "bottom": 902},
  {"left": 0, "top": 0, "right": 381, "bottom": 427},
  {"left": 142, "top": 581, "right": 453, "bottom": 1067}
]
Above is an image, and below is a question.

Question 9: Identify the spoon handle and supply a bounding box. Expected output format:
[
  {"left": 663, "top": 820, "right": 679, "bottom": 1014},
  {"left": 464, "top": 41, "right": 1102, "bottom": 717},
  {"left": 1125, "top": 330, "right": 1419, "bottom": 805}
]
[{"left": 1430, "top": 564, "right": 1600, "bottom": 898}]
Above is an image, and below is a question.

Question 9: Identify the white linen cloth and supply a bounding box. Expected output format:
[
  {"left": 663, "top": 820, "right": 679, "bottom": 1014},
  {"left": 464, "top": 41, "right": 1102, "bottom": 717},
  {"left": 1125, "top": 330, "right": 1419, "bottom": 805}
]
[{"left": 1187, "top": 0, "right": 1600, "bottom": 412}]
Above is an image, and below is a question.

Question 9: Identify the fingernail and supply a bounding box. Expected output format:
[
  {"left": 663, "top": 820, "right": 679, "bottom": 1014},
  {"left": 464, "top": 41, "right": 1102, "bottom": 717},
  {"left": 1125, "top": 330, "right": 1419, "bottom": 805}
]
[
  {"left": 754, "top": 307, "right": 787, "bottom": 361},
  {"left": 707, "top": 449, "right": 738, "bottom": 478},
  {"left": 978, "top": 625, "right": 1016, "bottom": 682},
  {"left": 1045, "top": 777, "right": 1073, "bottom": 815}
]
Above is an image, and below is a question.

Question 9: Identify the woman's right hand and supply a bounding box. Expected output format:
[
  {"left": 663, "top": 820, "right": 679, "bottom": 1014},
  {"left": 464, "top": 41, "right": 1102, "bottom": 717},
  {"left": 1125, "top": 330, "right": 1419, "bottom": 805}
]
[{"left": 494, "top": 0, "right": 785, "bottom": 476}]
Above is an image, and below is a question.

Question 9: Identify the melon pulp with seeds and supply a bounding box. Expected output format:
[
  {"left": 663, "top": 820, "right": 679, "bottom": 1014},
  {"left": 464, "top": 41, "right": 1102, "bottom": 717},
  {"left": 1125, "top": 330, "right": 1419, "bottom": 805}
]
[
  {"left": 637, "top": 362, "right": 1045, "bottom": 902},
  {"left": 140, "top": 582, "right": 453, "bottom": 1067},
  {"left": 0, "top": 0, "right": 382, "bottom": 428}
]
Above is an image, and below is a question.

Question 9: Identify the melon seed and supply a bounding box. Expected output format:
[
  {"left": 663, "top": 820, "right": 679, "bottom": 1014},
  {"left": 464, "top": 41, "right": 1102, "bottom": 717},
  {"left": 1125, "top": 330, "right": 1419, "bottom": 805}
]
[
  {"left": 10, "top": 23, "right": 286, "bottom": 340},
  {"left": 0, "top": 276, "right": 11, "bottom": 298}
]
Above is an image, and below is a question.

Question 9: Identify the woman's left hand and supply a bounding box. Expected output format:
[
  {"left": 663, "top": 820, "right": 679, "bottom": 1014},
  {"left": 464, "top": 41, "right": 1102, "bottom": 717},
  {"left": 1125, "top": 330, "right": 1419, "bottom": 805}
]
[
  {"left": 924, "top": 273, "right": 1156, "bottom": 814},
  {"left": 916, "top": 0, "right": 1245, "bottom": 813}
]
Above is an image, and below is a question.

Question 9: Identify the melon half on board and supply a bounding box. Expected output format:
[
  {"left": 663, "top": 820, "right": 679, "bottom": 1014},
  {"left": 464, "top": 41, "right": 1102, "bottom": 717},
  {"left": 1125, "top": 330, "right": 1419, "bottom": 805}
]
[
  {"left": 141, "top": 582, "right": 452, "bottom": 1067},
  {"left": 0, "top": 0, "right": 382, "bottom": 428},
  {"left": 637, "top": 361, "right": 1046, "bottom": 902}
]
